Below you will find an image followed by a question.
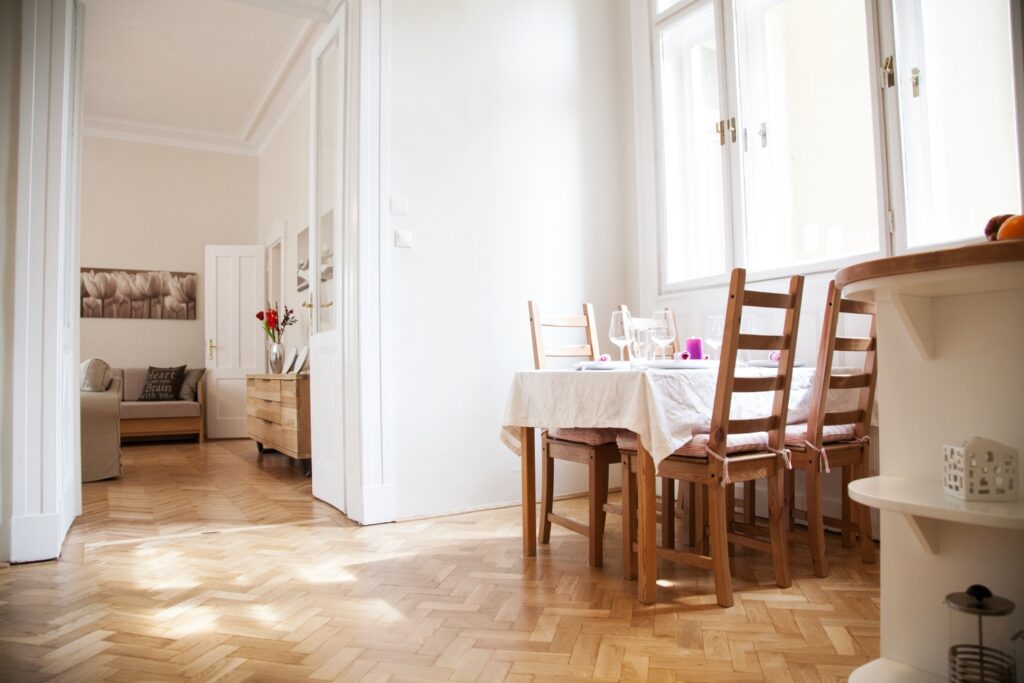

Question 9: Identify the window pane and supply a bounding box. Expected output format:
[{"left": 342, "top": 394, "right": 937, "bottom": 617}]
[
  {"left": 896, "top": 0, "right": 1022, "bottom": 248},
  {"left": 658, "top": 2, "right": 728, "bottom": 284},
  {"left": 657, "top": 0, "right": 685, "bottom": 15},
  {"left": 735, "top": 0, "right": 881, "bottom": 272}
]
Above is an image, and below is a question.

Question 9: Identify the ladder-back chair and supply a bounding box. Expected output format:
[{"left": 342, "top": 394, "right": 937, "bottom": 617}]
[
  {"left": 620, "top": 268, "right": 804, "bottom": 607},
  {"left": 783, "top": 281, "right": 877, "bottom": 576},
  {"left": 617, "top": 305, "right": 680, "bottom": 360},
  {"left": 528, "top": 301, "right": 620, "bottom": 567}
]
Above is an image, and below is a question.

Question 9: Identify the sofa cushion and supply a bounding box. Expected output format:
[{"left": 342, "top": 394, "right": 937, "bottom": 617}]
[
  {"left": 80, "top": 358, "right": 112, "bottom": 392},
  {"left": 138, "top": 366, "right": 186, "bottom": 401},
  {"left": 179, "top": 368, "right": 206, "bottom": 400},
  {"left": 121, "top": 368, "right": 147, "bottom": 401},
  {"left": 120, "top": 400, "right": 200, "bottom": 420}
]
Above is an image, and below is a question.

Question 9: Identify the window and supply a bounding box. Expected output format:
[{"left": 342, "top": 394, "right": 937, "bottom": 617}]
[
  {"left": 650, "top": 0, "right": 1024, "bottom": 289},
  {"left": 893, "top": 0, "right": 1022, "bottom": 249}
]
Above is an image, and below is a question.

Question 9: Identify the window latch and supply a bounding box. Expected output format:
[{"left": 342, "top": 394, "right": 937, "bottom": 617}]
[
  {"left": 758, "top": 122, "right": 768, "bottom": 148},
  {"left": 715, "top": 120, "right": 726, "bottom": 146},
  {"left": 728, "top": 117, "right": 737, "bottom": 143},
  {"left": 881, "top": 55, "right": 896, "bottom": 88}
]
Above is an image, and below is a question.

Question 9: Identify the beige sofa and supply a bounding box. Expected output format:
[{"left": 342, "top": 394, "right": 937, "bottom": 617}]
[
  {"left": 112, "top": 368, "right": 206, "bottom": 442},
  {"left": 81, "top": 376, "right": 123, "bottom": 482}
]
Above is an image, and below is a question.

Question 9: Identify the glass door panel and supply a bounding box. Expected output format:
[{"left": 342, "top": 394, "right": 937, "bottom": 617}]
[
  {"left": 656, "top": 0, "right": 728, "bottom": 284},
  {"left": 894, "top": 0, "right": 1021, "bottom": 248},
  {"left": 314, "top": 34, "right": 341, "bottom": 333},
  {"left": 734, "top": 0, "right": 881, "bottom": 272}
]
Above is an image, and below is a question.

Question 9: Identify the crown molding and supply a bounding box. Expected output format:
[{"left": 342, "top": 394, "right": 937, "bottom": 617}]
[
  {"left": 239, "top": 19, "right": 316, "bottom": 142},
  {"left": 83, "top": 116, "right": 258, "bottom": 156},
  {"left": 225, "top": 0, "right": 333, "bottom": 22}
]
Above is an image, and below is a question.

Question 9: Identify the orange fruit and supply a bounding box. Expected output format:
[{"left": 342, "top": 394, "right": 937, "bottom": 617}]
[{"left": 997, "top": 214, "right": 1024, "bottom": 240}]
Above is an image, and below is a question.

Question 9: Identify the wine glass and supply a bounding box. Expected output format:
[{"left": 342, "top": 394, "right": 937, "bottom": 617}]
[
  {"left": 651, "top": 310, "right": 676, "bottom": 360},
  {"left": 741, "top": 313, "right": 764, "bottom": 364},
  {"left": 705, "top": 315, "right": 724, "bottom": 359},
  {"left": 609, "top": 310, "right": 630, "bottom": 361}
]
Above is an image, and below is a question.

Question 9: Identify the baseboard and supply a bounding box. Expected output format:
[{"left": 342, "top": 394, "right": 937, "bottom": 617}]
[
  {"left": 10, "top": 513, "right": 60, "bottom": 563},
  {"left": 396, "top": 488, "right": 619, "bottom": 523},
  {"left": 353, "top": 483, "right": 396, "bottom": 526}
]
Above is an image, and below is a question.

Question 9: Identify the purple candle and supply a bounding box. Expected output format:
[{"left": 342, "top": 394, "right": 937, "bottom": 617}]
[{"left": 685, "top": 337, "right": 703, "bottom": 360}]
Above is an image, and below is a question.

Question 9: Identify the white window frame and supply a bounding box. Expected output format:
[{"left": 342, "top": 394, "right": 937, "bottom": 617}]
[{"left": 647, "top": 0, "right": 1024, "bottom": 294}]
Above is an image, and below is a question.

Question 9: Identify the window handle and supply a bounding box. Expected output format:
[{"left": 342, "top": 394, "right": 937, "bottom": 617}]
[
  {"left": 758, "top": 122, "right": 768, "bottom": 148},
  {"left": 728, "top": 117, "right": 737, "bottom": 143},
  {"left": 715, "top": 120, "right": 726, "bottom": 146},
  {"left": 881, "top": 55, "right": 896, "bottom": 88}
]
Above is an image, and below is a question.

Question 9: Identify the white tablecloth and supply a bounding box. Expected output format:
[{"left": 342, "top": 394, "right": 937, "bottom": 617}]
[{"left": 501, "top": 366, "right": 862, "bottom": 467}]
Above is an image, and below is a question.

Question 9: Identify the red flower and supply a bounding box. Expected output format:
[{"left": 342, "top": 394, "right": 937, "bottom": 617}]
[
  {"left": 256, "top": 310, "right": 265, "bottom": 321},
  {"left": 267, "top": 309, "right": 279, "bottom": 329}
]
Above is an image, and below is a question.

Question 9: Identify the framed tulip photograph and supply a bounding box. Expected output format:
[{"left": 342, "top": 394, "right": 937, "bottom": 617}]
[{"left": 81, "top": 268, "right": 198, "bottom": 320}]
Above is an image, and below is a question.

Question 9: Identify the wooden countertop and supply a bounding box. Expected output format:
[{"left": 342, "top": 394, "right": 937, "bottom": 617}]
[
  {"left": 835, "top": 240, "right": 1024, "bottom": 289},
  {"left": 246, "top": 373, "right": 309, "bottom": 380}
]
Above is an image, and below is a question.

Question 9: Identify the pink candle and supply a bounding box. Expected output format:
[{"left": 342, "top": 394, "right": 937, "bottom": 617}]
[{"left": 685, "top": 337, "right": 703, "bottom": 360}]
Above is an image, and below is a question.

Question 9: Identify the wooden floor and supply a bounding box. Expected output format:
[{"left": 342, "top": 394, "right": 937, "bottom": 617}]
[{"left": 0, "top": 440, "right": 879, "bottom": 682}]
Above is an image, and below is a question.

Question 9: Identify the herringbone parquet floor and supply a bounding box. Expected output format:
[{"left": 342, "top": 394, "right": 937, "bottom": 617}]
[{"left": 0, "top": 440, "right": 879, "bottom": 682}]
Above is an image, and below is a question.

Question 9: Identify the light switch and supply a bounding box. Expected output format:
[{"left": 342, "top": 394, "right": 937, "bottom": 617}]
[
  {"left": 389, "top": 196, "right": 409, "bottom": 216},
  {"left": 394, "top": 230, "right": 413, "bottom": 248}
]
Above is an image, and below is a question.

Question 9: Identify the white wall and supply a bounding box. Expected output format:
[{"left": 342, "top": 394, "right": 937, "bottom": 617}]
[
  {"left": 387, "top": 0, "right": 636, "bottom": 519},
  {"left": 0, "top": 0, "right": 22, "bottom": 561},
  {"left": 79, "top": 135, "right": 258, "bottom": 369},
  {"left": 257, "top": 86, "right": 313, "bottom": 346}
]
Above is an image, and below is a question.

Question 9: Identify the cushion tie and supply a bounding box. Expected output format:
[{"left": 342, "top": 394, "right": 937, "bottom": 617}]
[
  {"left": 770, "top": 446, "right": 793, "bottom": 470},
  {"left": 803, "top": 440, "right": 830, "bottom": 473},
  {"left": 705, "top": 446, "right": 730, "bottom": 487}
]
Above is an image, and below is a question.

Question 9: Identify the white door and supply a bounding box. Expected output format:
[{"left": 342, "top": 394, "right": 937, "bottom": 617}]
[
  {"left": 204, "top": 245, "right": 266, "bottom": 438},
  {"left": 309, "top": 10, "right": 348, "bottom": 513}
]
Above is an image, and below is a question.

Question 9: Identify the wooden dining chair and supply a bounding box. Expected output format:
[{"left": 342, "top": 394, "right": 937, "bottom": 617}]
[
  {"left": 528, "top": 301, "right": 620, "bottom": 567},
  {"left": 617, "top": 305, "right": 680, "bottom": 359},
  {"left": 782, "top": 280, "right": 877, "bottom": 577},
  {"left": 620, "top": 268, "right": 803, "bottom": 607}
]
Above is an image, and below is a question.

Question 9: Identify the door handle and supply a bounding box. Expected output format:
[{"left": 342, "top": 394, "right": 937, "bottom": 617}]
[
  {"left": 208, "top": 338, "right": 218, "bottom": 360},
  {"left": 715, "top": 120, "right": 725, "bottom": 146},
  {"left": 320, "top": 300, "right": 334, "bottom": 308},
  {"left": 728, "top": 117, "right": 737, "bottom": 143}
]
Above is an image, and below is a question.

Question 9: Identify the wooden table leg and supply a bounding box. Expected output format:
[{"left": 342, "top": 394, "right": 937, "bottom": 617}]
[
  {"left": 637, "top": 441, "right": 657, "bottom": 604},
  {"left": 520, "top": 427, "right": 536, "bottom": 557}
]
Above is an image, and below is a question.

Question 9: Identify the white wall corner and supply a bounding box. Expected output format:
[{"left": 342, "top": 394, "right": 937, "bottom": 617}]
[
  {"left": 356, "top": 484, "right": 395, "bottom": 526},
  {"left": 9, "top": 513, "right": 61, "bottom": 564},
  {"left": 628, "top": 0, "right": 659, "bottom": 310}
]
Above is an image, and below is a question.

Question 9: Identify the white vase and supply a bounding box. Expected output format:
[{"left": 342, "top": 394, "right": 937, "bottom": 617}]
[{"left": 269, "top": 342, "right": 285, "bottom": 374}]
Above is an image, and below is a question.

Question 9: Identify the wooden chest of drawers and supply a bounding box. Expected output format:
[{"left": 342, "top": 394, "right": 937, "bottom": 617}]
[{"left": 246, "top": 374, "right": 311, "bottom": 461}]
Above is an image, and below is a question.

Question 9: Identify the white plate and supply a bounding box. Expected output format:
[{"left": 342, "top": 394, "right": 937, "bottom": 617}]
[
  {"left": 641, "top": 359, "right": 717, "bottom": 370},
  {"left": 748, "top": 359, "right": 807, "bottom": 368},
  {"left": 575, "top": 361, "right": 630, "bottom": 371},
  {"left": 282, "top": 347, "right": 298, "bottom": 373},
  {"left": 294, "top": 346, "right": 309, "bottom": 373}
]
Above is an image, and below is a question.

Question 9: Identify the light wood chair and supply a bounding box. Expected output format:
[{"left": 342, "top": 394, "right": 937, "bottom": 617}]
[
  {"left": 617, "top": 305, "right": 680, "bottom": 360},
  {"left": 782, "top": 280, "right": 877, "bottom": 577},
  {"left": 620, "top": 268, "right": 804, "bottom": 607},
  {"left": 528, "top": 301, "right": 620, "bottom": 567}
]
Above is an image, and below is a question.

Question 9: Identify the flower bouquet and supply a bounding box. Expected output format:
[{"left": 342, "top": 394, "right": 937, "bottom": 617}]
[{"left": 256, "top": 304, "right": 297, "bottom": 373}]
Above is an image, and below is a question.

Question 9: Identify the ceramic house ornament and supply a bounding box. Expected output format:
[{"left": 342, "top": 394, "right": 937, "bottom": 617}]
[{"left": 943, "top": 438, "right": 1018, "bottom": 502}]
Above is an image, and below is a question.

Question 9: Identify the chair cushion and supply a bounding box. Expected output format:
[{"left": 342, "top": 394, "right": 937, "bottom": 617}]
[
  {"left": 616, "top": 431, "right": 769, "bottom": 457},
  {"left": 785, "top": 423, "right": 857, "bottom": 447},
  {"left": 548, "top": 427, "right": 620, "bottom": 446},
  {"left": 120, "top": 401, "right": 200, "bottom": 420},
  {"left": 138, "top": 366, "right": 186, "bottom": 401}
]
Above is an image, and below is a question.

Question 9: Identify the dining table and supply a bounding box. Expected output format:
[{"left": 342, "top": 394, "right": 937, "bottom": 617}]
[{"left": 501, "top": 360, "right": 863, "bottom": 604}]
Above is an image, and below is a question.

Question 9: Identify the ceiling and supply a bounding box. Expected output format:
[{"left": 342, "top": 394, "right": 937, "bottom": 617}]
[{"left": 83, "top": 0, "right": 334, "bottom": 155}]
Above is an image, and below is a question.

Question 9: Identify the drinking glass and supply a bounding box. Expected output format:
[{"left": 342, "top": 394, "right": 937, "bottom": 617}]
[
  {"left": 609, "top": 310, "right": 630, "bottom": 361},
  {"left": 705, "top": 315, "right": 725, "bottom": 359},
  {"left": 651, "top": 310, "right": 676, "bottom": 359},
  {"left": 630, "top": 327, "right": 653, "bottom": 362}
]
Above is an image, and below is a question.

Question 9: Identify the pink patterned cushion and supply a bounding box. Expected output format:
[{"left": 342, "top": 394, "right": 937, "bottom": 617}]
[
  {"left": 784, "top": 423, "right": 857, "bottom": 447},
  {"left": 548, "top": 427, "right": 620, "bottom": 446},
  {"left": 616, "top": 431, "right": 769, "bottom": 457}
]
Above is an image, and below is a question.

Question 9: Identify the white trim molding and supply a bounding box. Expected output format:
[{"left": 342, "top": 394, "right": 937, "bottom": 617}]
[
  {"left": 83, "top": 116, "right": 259, "bottom": 156},
  {"left": 10, "top": 0, "right": 82, "bottom": 563}
]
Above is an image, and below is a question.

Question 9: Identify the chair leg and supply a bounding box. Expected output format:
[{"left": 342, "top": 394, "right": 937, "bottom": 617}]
[
  {"left": 539, "top": 442, "right": 554, "bottom": 545},
  {"left": 707, "top": 482, "right": 733, "bottom": 608},
  {"left": 767, "top": 467, "right": 791, "bottom": 588},
  {"left": 725, "top": 484, "right": 736, "bottom": 554},
  {"left": 805, "top": 458, "right": 829, "bottom": 578},
  {"left": 683, "top": 482, "right": 696, "bottom": 547},
  {"left": 743, "top": 481, "right": 756, "bottom": 524},
  {"left": 841, "top": 465, "right": 855, "bottom": 548},
  {"left": 588, "top": 453, "right": 608, "bottom": 567},
  {"left": 853, "top": 457, "right": 877, "bottom": 564},
  {"left": 694, "top": 484, "right": 708, "bottom": 555},
  {"left": 784, "top": 468, "right": 796, "bottom": 532},
  {"left": 621, "top": 455, "right": 637, "bottom": 579},
  {"left": 661, "top": 478, "right": 675, "bottom": 550}
]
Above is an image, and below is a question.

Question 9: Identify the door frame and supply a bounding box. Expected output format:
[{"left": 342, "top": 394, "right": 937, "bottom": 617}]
[
  {"left": 7, "top": 0, "right": 83, "bottom": 562},
  {"left": 307, "top": 0, "right": 393, "bottom": 525}
]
